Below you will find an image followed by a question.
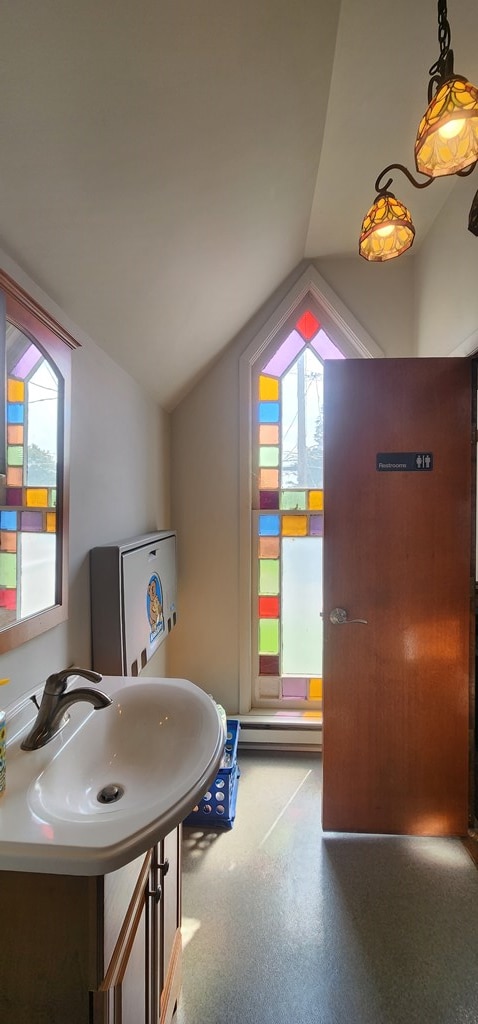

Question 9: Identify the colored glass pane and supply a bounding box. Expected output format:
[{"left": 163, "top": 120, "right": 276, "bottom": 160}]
[
  {"left": 296, "top": 311, "right": 320, "bottom": 341},
  {"left": 310, "top": 514, "right": 324, "bottom": 537},
  {"left": 26, "top": 488, "right": 48, "bottom": 508},
  {"left": 0, "top": 589, "right": 16, "bottom": 611},
  {"left": 21, "top": 512, "right": 43, "bottom": 532},
  {"left": 7, "top": 425, "right": 23, "bottom": 444},
  {"left": 6, "top": 467, "right": 23, "bottom": 487},
  {"left": 50, "top": 489, "right": 57, "bottom": 507},
  {"left": 259, "top": 619, "right": 279, "bottom": 655},
  {"left": 259, "top": 491, "right": 279, "bottom": 510},
  {"left": 1, "top": 532, "right": 16, "bottom": 552},
  {"left": 46, "top": 512, "right": 56, "bottom": 533},
  {"left": 282, "top": 515, "right": 308, "bottom": 536},
  {"left": 0, "top": 511, "right": 17, "bottom": 530},
  {"left": 12, "top": 344, "right": 42, "bottom": 379},
  {"left": 258, "top": 402, "right": 279, "bottom": 424},
  {"left": 7, "top": 404, "right": 24, "bottom": 424},
  {"left": 280, "top": 491, "right": 306, "bottom": 510},
  {"left": 6, "top": 488, "right": 22, "bottom": 506},
  {"left": 262, "top": 330, "right": 305, "bottom": 377},
  {"left": 0, "top": 552, "right": 17, "bottom": 588},
  {"left": 257, "top": 676, "right": 281, "bottom": 698},
  {"left": 309, "top": 678, "right": 323, "bottom": 700},
  {"left": 310, "top": 328, "right": 345, "bottom": 361},
  {"left": 7, "top": 379, "right": 24, "bottom": 402},
  {"left": 259, "top": 469, "right": 279, "bottom": 489},
  {"left": 259, "top": 446, "right": 279, "bottom": 468},
  {"left": 259, "top": 559, "right": 280, "bottom": 595},
  {"left": 259, "top": 596, "right": 280, "bottom": 618},
  {"left": 281, "top": 347, "right": 323, "bottom": 490},
  {"left": 282, "top": 678, "right": 307, "bottom": 699},
  {"left": 259, "top": 537, "right": 280, "bottom": 559},
  {"left": 282, "top": 537, "right": 323, "bottom": 675},
  {"left": 259, "top": 375, "right": 279, "bottom": 401},
  {"left": 309, "top": 490, "right": 323, "bottom": 510},
  {"left": 7, "top": 445, "right": 23, "bottom": 466},
  {"left": 258, "top": 514, "right": 280, "bottom": 536},
  {"left": 259, "top": 654, "right": 280, "bottom": 676},
  {"left": 259, "top": 424, "right": 279, "bottom": 445}
]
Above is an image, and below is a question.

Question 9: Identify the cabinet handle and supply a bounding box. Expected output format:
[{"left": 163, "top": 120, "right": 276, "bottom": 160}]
[
  {"left": 148, "top": 885, "right": 162, "bottom": 904},
  {"left": 158, "top": 859, "right": 169, "bottom": 877}
]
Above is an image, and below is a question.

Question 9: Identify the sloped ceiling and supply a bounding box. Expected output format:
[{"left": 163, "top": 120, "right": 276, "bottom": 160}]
[{"left": 1, "top": 0, "right": 478, "bottom": 408}]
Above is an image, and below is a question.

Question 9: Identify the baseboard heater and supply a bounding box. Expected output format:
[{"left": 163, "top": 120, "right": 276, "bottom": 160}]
[{"left": 237, "top": 716, "right": 322, "bottom": 752}]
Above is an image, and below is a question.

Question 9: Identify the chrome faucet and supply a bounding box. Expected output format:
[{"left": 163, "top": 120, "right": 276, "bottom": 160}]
[{"left": 21, "top": 667, "right": 112, "bottom": 751}]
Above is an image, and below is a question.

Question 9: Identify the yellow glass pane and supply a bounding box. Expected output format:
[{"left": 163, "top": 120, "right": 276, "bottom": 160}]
[
  {"left": 259, "top": 536, "right": 280, "bottom": 558},
  {"left": 303, "top": 710, "right": 323, "bottom": 722},
  {"left": 309, "top": 490, "right": 323, "bottom": 510},
  {"left": 259, "top": 424, "right": 279, "bottom": 445},
  {"left": 7, "top": 424, "right": 23, "bottom": 444},
  {"left": 309, "top": 677, "right": 322, "bottom": 700},
  {"left": 6, "top": 466, "right": 22, "bottom": 487},
  {"left": 7, "top": 379, "right": 24, "bottom": 402},
  {"left": 46, "top": 512, "right": 57, "bottom": 533},
  {"left": 26, "top": 488, "right": 48, "bottom": 508},
  {"left": 259, "top": 469, "right": 279, "bottom": 489},
  {"left": 282, "top": 515, "right": 307, "bottom": 536},
  {"left": 259, "top": 375, "right": 279, "bottom": 401}
]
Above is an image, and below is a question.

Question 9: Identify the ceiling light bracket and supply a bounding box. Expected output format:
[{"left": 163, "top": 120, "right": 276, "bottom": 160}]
[{"left": 374, "top": 164, "right": 434, "bottom": 198}]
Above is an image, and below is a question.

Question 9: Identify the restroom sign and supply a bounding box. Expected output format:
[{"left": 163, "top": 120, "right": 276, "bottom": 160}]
[{"left": 376, "top": 452, "right": 433, "bottom": 472}]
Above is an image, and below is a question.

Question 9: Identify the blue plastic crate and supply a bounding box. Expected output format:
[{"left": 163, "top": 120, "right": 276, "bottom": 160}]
[{"left": 184, "top": 720, "right": 240, "bottom": 829}]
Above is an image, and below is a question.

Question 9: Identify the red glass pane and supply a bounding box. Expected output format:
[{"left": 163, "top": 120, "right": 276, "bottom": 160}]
[
  {"left": 296, "top": 310, "right": 320, "bottom": 341},
  {"left": 259, "top": 654, "right": 280, "bottom": 675},
  {"left": 259, "top": 490, "right": 279, "bottom": 510},
  {"left": 259, "top": 596, "right": 280, "bottom": 618}
]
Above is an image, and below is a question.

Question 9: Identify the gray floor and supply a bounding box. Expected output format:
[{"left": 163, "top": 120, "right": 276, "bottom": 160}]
[{"left": 175, "top": 750, "right": 478, "bottom": 1024}]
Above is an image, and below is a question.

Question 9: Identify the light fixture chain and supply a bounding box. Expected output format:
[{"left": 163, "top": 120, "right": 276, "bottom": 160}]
[{"left": 429, "top": 0, "right": 452, "bottom": 83}]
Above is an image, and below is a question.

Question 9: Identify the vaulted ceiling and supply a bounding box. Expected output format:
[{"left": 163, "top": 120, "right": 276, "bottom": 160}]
[{"left": 2, "top": 1, "right": 478, "bottom": 408}]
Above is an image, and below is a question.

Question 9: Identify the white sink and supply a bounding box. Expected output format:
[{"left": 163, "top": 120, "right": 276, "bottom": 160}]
[{"left": 0, "top": 676, "right": 224, "bottom": 875}]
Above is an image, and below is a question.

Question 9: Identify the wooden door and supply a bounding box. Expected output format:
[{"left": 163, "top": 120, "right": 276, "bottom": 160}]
[{"left": 322, "top": 358, "right": 473, "bottom": 836}]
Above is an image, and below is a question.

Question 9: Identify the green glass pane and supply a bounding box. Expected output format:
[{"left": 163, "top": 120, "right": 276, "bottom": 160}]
[
  {"left": 7, "top": 445, "right": 23, "bottom": 466},
  {"left": 259, "top": 446, "right": 279, "bottom": 468},
  {"left": 259, "top": 618, "right": 279, "bottom": 655},
  {"left": 280, "top": 491, "right": 306, "bottom": 510},
  {"left": 259, "top": 559, "right": 280, "bottom": 595},
  {"left": 0, "top": 552, "right": 17, "bottom": 588}
]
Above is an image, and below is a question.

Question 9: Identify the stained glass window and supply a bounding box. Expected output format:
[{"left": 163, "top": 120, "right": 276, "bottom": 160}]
[{"left": 253, "top": 307, "right": 344, "bottom": 708}]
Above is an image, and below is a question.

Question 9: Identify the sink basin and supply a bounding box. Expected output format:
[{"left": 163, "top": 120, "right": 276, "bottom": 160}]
[{"left": 0, "top": 676, "right": 224, "bottom": 874}]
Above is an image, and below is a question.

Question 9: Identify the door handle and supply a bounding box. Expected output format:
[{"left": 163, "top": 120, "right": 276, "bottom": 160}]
[{"left": 329, "top": 607, "right": 368, "bottom": 625}]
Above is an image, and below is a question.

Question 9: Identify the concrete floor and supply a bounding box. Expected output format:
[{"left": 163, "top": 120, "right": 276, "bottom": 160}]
[{"left": 175, "top": 749, "right": 478, "bottom": 1024}]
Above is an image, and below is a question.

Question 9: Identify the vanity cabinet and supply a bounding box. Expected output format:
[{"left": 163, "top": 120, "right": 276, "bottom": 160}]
[{"left": 0, "top": 827, "right": 182, "bottom": 1024}]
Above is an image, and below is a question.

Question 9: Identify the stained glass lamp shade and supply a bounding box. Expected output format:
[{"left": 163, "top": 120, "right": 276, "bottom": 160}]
[
  {"left": 359, "top": 193, "right": 415, "bottom": 262},
  {"left": 415, "top": 76, "right": 478, "bottom": 177}
]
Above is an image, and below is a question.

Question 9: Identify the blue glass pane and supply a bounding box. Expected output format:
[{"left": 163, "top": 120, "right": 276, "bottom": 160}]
[
  {"left": 0, "top": 511, "right": 17, "bottom": 530},
  {"left": 258, "top": 402, "right": 279, "bottom": 424},
  {"left": 7, "top": 404, "right": 24, "bottom": 424},
  {"left": 258, "top": 514, "right": 280, "bottom": 536}
]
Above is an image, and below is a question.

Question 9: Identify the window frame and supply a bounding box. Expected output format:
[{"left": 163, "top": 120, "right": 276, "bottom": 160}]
[{"left": 0, "top": 269, "right": 79, "bottom": 653}]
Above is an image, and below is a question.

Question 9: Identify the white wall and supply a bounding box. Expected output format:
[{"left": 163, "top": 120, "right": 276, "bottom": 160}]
[
  {"left": 168, "top": 257, "right": 415, "bottom": 712},
  {"left": 415, "top": 176, "right": 478, "bottom": 357},
  {"left": 0, "top": 249, "right": 170, "bottom": 706}
]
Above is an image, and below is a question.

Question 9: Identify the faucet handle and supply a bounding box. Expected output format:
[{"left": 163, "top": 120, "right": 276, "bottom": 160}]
[{"left": 44, "top": 667, "right": 103, "bottom": 696}]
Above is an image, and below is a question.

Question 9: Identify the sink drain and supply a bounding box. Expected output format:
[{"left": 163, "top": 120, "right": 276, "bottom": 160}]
[{"left": 97, "top": 783, "right": 125, "bottom": 804}]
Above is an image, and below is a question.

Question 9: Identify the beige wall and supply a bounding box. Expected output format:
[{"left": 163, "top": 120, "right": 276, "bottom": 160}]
[
  {"left": 1, "top": 249, "right": 171, "bottom": 706},
  {"left": 415, "top": 175, "right": 478, "bottom": 357},
  {"left": 168, "top": 257, "right": 415, "bottom": 712}
]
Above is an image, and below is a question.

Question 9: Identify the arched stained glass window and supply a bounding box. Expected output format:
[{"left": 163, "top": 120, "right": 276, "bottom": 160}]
[{"left": 252, "top": 307, "right": 345, "bottom": 709}]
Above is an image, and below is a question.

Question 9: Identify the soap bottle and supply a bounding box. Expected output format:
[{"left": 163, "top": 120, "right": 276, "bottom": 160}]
[{"left": 0, "top": 678, "right": 9, "bottom": 797}]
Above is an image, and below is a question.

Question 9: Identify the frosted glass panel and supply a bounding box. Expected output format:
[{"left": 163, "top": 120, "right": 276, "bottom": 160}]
[
  {"left": 19, "top": 533, "right": 56, "bottom": 617},
  {"left": 282, "top": 537, "right": 322, "bottom": 676}
]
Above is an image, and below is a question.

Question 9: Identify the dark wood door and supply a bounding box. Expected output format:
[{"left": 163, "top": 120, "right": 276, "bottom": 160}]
[{"left": 322, "top": 358, "right": 473, "bottom": 836}]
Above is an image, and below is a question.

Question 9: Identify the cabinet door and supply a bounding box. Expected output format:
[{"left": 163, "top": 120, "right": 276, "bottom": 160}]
[
  {"left": 159, "top": 827, "right": 182, "bottom": 1024},
  {"left": 94, "top": 852, "right": 153, "bottom": 1024}
]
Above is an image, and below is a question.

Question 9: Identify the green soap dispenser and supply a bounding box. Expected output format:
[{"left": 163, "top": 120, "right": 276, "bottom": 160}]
[{"left": 0, "top": 678, "right": 9, "bottom": 797}]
